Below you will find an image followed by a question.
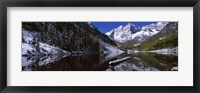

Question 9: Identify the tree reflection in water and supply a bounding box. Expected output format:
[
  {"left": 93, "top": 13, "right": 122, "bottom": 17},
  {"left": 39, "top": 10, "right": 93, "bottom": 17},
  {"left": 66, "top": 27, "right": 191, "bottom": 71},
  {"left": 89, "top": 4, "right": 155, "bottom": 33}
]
[{"left": 22, "top": 52, "right": 178, "bottom": 71}]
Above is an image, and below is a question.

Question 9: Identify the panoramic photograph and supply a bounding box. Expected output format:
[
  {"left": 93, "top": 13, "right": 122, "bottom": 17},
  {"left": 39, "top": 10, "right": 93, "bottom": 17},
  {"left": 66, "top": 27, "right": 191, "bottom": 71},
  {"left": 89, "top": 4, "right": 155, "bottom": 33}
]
[{"left": 22, "top": 22, "right": 178, "bottom": 71}]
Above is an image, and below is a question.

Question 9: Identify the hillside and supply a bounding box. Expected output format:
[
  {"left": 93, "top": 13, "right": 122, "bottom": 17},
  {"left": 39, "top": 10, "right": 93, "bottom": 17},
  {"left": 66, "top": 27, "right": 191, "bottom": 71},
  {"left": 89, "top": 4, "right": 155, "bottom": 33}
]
[
  {"left": 137, "top": 22, "right": 178, "bottom": 51},
  {"left": 22, "top": 22, "right": 118, "bottom": 56}
]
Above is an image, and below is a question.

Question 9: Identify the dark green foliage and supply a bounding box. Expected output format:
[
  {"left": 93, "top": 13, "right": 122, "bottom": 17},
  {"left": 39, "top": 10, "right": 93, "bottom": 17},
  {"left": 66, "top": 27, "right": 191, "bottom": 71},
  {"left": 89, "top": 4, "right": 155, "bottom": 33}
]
[
  {"left": 75, "top": 22, "right": 116, "bottom": 46},
  {"left": 154, "top": 33, "right": 178, "bottom": 49},
  {"left": 117, "top": 40, "right": 136, "bottom": 50},
  {"left": 22, "top": 22, "right": 42, "bottom": 32},
  {"left": 22, "top": 22, "right": 34, "bottom": 31},
  {"left": 135, "top": 53, "right": 178, "bottom": 71},
  {"left": 138, "top": 32, "right": 178, "bottom": 50}
]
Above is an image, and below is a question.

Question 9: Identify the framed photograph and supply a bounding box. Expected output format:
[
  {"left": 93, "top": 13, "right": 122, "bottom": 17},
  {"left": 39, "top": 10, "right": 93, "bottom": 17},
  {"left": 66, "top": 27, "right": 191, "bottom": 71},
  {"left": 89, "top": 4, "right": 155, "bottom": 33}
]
[{"left": 0, "top": 0, "right": 199, "bottom": 93}]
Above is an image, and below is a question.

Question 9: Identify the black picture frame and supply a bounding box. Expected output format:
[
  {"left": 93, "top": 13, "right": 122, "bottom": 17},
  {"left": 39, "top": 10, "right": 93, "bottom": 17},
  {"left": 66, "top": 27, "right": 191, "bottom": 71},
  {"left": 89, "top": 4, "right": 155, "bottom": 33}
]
[{"left": 0, "top": 0, "right": 199, "bottom": 93}]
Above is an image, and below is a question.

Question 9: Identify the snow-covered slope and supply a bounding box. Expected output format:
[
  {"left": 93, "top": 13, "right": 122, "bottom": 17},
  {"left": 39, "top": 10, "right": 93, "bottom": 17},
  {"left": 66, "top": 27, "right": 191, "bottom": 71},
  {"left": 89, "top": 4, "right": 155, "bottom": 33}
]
[
  {"left": 22, "top": 29, "right": 70, "bottom": 56},
  {"left": 22, "top": 28, "right": 40, "bottom": 43},
  {"left": 105, "top": 22, "right": 168, "bottom": 42},
  {"left": 22, "top": 42, "right": 70, "bottom": 56}
]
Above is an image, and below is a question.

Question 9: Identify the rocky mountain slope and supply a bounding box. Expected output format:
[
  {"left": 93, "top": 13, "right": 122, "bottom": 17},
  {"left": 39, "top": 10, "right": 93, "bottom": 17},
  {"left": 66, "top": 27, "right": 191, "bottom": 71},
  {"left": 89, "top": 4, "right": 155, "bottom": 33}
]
[
  {"left": 137, "top": 22, "right": 178, "bottom": 51},
  {"left": 22, "top": 22, "right": 118, "bottom": 57}
]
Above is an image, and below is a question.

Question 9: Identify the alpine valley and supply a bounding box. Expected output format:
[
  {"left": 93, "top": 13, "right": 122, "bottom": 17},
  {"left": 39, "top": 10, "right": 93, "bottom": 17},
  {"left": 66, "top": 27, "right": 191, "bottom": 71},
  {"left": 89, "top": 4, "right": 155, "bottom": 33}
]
[{"left": 22, "top": 22, "right": 178, "bottom": 71}]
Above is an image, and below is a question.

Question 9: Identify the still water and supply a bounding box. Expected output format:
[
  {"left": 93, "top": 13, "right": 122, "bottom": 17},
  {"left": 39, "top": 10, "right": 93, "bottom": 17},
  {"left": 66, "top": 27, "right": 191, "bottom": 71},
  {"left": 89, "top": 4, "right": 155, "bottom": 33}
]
[{"left": 22, "top": 52, "right": 178, "bottom": 71}]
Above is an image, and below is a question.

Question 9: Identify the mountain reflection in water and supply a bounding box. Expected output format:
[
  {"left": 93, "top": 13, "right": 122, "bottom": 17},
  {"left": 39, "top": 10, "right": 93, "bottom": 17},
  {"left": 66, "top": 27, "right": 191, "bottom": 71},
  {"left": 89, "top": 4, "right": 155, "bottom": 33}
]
[{"left": 22, "top": 52, "right": 178, "bottom": 71}]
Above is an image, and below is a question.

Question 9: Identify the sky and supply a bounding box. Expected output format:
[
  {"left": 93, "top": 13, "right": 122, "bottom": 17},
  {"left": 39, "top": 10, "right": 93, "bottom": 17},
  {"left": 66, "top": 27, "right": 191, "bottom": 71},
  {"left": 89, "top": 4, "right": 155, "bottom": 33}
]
[{"left": 91, "top": 22, "right": 157, "bottom": 33}]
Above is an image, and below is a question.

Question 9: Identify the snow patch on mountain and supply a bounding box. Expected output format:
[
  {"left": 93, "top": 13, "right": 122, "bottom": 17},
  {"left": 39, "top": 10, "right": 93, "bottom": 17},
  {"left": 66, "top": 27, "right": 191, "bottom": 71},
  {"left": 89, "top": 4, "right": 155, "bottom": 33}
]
[
  {"left": 171, "top": 66, "right": 178, "bottom": 71},
  {"left": 22, "top": 42, "right": 70, "bottom": 56},
  {"left": 22, "top": 28, "right": 40, "bottom": 43},
  {"left": 133, "top": 43, "right": 141, "bottom": 47}
]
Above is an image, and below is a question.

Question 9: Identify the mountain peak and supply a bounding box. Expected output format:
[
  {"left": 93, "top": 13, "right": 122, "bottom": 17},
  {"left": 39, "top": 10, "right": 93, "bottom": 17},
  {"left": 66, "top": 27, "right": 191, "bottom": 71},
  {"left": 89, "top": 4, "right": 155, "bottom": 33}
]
[
  {"left": 117, "top": 25, "right": 123, "bottom": 29},
  {"left": 105, "top": 23, "right": 141, "bottom": 42},
  {"left": 125, "top": 23, "right": 135, "bottom": 28},
  {"left": 123, "top": 23, "right": 138, "bottom": 32},
  {"left": 127, "top": 22, "right": 134, "bottom": 26}
]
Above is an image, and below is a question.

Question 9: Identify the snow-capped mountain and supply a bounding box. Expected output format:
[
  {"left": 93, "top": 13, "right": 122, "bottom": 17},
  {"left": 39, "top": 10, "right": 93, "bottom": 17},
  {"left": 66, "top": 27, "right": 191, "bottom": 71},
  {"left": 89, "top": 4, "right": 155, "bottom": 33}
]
[
  {"left": 105, "top": 22, "right": 168, "bottom": 42},
  {"left": 105, "top": 23, "right": 140, "bottom": 42}
]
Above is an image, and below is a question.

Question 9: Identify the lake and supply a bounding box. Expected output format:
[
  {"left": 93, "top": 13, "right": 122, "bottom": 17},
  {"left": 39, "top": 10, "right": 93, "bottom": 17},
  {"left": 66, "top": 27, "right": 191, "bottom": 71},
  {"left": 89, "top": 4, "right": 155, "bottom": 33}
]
[{"left": 22, "top": 51, "right": 178, "bottom": 71}]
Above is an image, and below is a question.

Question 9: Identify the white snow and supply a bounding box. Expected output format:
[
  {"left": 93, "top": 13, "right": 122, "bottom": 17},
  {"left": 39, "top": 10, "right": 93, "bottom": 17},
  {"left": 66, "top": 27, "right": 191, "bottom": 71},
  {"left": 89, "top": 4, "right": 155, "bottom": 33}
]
[
  {"left": 22, "top": 28, "right": 70, "bottom": 56},
  {"left": 22, "top": 28, "right": 40, "bottom": 43},
  {"left": 127, "top": 50, "right": 140, "bottom": 54},
  {"left": 133, "top": 43, "right": 140, "bottom": 47},
  {"left": 22, "top": 43, "right": 36, "bottom": 55},
  {"left": 22, "top": 56, "right": 35, "bottom": 67},
  {"left": 159, "top": 37, "right": 166, "bottom": 40},
  {"left": 105, "top": 23, "right": 140, "bottom": 42},
  {"left": 22, "top": 28, "right": 72, "bottom": 69},
  {"left": 105, "top": 22, "right": 168, "bottom": 42},
  {"left": 38, "top": 55, "right": 68, "bottom": 66},
  {"left": 100, "top": 42, "right": 124, "bottom": 59},
  {"left": 171, "top": 66, "right": 178, "bottom": 71},
  {"left": 109, "top": 57, "right": 130, "bottom": 64},
  {"left": 87, "top": 22, "right": 95, "bottom": 28},
  {"left": 127, "top": 47, "right": 178, "bottom": 56},
  {"left": 39, "top": 42, "right": 69, "bottom": 55},
  {"left": 22, "top": 54, "right": 68, "bottom": 68},
  {"left": 148, "top": 47, "right": 178, "bottom": 56},
  {"left": 105, "top": 30, "right": 113, "bottom": 36},
  {"left": 22, "top": 42, "right": 70, "bottom": 56},
  {"left": 22, "top": 41, "right": 70, "bottom": 68},
  {"left": 106, "top": 61, "right": 159, "bottom": 71}
]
